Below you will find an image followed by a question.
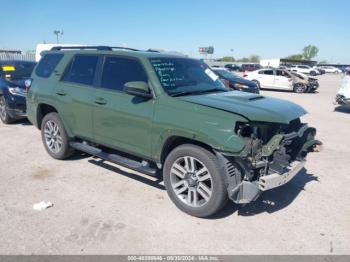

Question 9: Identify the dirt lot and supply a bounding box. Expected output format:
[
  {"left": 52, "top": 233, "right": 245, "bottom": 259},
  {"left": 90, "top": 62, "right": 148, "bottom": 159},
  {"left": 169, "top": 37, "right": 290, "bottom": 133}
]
[{"left": 0, "top": 74, "right": 349, "bottom": 255}]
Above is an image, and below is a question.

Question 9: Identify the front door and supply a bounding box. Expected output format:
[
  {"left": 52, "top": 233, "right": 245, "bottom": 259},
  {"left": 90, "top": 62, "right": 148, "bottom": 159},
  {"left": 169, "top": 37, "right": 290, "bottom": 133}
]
[
  {"left": 92, "top": 55, "right": 154, "bottom": 158},
  {"left": 274, "top": 70, "right": 293, "bottom": 90}
]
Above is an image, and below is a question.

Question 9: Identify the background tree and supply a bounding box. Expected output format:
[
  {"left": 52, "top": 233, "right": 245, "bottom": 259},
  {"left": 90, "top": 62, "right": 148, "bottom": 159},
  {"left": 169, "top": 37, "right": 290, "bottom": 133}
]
[
  {"left": 302, "top": 45, "right": 319, "bottom": 60},
  {"left": 237, "top": 57, "right": 250, "bottom": 63},
  {"left": 248, "top": 55, "right": 260, "bottom": 63},
  {"left": 221, "top": 56, "right": 235, "bottom": 62},
  {"left": 285, "top": 54, "right": 304, "bottom": 60}
]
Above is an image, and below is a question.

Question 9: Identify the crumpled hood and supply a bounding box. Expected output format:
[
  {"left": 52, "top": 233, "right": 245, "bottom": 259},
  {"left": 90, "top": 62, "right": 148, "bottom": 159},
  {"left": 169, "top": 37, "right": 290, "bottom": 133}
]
[{"left": 179, "top": 91, "right": 307, "bottom": 124}]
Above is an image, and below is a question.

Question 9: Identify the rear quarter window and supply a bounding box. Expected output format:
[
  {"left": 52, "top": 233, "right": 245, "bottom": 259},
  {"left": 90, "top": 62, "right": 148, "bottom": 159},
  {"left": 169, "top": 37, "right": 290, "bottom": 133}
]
[{"left": 35, "top": 53, "right": 64, "bottom": 78}]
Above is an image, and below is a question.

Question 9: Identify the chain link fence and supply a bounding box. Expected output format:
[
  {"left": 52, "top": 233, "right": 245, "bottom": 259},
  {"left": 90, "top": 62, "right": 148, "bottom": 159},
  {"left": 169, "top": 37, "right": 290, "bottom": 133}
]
[{"left": 0, "top": 52, "right": 35, "bottom": 62}]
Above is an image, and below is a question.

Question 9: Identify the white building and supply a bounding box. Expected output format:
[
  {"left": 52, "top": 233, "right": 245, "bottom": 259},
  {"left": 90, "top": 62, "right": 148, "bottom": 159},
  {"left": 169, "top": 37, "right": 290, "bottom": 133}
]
[{"left": 260, "top": 58, "right": 281, "bottom": 68}]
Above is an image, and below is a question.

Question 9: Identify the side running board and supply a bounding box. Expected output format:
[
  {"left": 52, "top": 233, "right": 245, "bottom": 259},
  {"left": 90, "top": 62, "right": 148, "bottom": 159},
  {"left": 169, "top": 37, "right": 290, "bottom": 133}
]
[{"left": 70, "top": 142, "right": 158, "bottom": 177}]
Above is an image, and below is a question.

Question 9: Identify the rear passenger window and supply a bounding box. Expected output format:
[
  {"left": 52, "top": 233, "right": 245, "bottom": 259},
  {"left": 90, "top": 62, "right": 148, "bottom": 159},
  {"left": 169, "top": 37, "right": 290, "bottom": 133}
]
[
  {"left": 35, "top": 53, "right": 63, "bottom": 78},
  {"left": 101, "top": 56, "right": 148, "bottom": 91},
  {"left": 62, "top": 55, "right": 98, "bottom": 85}
]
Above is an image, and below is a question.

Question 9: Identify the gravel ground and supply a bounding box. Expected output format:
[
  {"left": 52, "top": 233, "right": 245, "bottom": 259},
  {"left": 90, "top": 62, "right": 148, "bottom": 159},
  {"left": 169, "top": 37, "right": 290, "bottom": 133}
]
[{"left": 0, "top": 74, "right": 349, "bottom": 255}]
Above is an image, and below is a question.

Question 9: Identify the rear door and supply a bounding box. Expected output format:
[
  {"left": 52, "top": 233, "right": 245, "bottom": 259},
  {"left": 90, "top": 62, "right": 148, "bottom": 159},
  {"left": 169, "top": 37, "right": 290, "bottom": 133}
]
[
  {"left": 55, "top": 54, "right": 99, "bottom": 139},
  {"left": 274, "top": 70, "right": 293, "bottom": 90},
  {"left": 92, "top": 55, "right": 154, "bottom": 158}
]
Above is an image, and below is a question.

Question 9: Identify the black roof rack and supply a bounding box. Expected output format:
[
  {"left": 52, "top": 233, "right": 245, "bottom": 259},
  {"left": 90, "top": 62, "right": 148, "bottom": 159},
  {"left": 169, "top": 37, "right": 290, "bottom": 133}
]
[
  {"left": 51, "top": 46, "right": 141, "bottom": 52},
  {"left": 51, "top": 46, "right": 111, "bottom": 51},
  {"left": 110, "top": 46, "right": 140, "bottom": 51}
]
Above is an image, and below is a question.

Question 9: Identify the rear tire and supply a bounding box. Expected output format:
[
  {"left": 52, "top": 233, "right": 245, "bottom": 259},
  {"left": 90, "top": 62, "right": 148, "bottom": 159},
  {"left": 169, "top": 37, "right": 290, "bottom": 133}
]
[
  {"left": 310, "top": 71, "right": 317, "bottom": 76},
  {"left": 41, "top": 112, "right": 74, "bottom": 160},
  {"left": 0, "top": 96, "right": 15, "bottom": 124},
  {"left": 163, "top": 144, "right": 228, "bottom": 218}
]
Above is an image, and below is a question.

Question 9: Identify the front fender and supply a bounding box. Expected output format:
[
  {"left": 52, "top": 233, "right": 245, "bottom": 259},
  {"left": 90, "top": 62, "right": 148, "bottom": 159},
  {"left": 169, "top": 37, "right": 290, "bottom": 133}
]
[{"left": 152, "top": 96, "right": 248, "bottom": 161}]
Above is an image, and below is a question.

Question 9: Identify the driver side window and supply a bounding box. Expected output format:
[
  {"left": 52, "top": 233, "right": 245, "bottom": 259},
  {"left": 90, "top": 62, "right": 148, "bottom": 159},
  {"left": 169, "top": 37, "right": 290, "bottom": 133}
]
[
  {"left": 100, "top": 56, "right": 148, "bottom": 92},
  {"left": 276, "top": 70, "right": 291, "bottom": 78}
]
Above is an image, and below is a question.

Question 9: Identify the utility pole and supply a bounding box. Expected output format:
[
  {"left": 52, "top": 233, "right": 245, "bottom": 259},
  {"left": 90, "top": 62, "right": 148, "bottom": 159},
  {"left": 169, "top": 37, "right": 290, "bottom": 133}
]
[
  {"left": 53, "top": 30, "right": 64, "bottom": 44},
  {"left": 230, "top": 48, "right": 234, "bottom": 61}
]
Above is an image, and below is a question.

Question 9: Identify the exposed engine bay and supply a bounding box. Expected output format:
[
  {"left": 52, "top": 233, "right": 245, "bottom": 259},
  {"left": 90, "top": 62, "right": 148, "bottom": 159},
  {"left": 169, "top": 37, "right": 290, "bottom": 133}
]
[{"left": 217, "top": 118, "right": 322, "bottom": 204}]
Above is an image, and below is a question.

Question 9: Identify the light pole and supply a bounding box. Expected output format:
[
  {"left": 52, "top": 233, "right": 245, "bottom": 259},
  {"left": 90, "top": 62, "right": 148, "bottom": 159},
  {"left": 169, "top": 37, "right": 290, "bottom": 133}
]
[
  {"left": 230, "top": 48, "right": 234, "bottom": 61},
  {"left": 53, "top": 30, "right": 64, "bottom": 44}
]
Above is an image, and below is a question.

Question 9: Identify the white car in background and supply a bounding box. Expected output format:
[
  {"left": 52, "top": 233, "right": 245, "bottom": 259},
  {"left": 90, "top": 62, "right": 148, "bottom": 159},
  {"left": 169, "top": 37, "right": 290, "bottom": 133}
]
[
  {"left": 244, "top": 68, "right": 309, "bottom": 93},
  {"left": 290, "top": 65, "right": 319, "bottom": 76},
  {"left": 335, "top": 75, "right": 350, "bottom": 107},
  {"left": 319, "top": 66, "right": 342, "bottom": 73}
]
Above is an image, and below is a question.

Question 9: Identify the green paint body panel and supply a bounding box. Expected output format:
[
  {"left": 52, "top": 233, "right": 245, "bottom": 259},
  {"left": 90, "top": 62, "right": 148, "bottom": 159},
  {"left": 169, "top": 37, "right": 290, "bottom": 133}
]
[
  {"left": 27, "top": 49, "right": 307, "bottom": 163},
  {"left": 179, "top": 92, "right": 307, "bottom": 124}
]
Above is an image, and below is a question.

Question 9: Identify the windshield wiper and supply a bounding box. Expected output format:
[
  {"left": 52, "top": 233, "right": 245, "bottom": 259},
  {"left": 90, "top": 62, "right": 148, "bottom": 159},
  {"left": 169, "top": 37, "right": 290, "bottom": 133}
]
[{"left": 170, "top": 88, "right": 227, "bottom": 97}]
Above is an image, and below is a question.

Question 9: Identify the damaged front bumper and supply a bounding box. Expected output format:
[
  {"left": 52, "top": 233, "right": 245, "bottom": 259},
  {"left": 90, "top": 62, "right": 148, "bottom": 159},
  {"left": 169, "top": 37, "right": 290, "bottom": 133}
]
[
  {"left": 216, "top": 123, "right": 322, "bottom": 204},
  {"left": 258, "top": 160, "right": 305, "bottom": 191},
  {"left": 335, "top": 94, "right": 350, "bottom": 106}
]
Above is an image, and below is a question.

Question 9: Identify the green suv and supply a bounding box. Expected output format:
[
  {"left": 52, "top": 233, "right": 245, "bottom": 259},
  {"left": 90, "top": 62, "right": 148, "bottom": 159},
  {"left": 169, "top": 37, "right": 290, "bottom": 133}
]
[{"left": 26, "top": 46, "right": 321, "bottom": 217}]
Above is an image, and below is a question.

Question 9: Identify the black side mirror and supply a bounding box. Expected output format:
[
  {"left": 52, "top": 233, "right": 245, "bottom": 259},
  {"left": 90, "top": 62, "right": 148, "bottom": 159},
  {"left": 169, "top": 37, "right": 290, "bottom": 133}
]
[{"left": 124, "top": 81, "right": 153, "bottom": 99}]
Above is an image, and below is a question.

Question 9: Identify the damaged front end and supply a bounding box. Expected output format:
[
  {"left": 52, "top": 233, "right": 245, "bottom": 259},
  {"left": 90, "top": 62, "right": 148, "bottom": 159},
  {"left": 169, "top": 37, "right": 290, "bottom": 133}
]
[{"left": 216, "top": 118, "right": 322, "bottom": 204}]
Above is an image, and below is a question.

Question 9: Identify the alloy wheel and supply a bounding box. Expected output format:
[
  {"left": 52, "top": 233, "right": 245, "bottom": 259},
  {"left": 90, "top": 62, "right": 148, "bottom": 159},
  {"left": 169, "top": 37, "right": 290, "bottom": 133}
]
[
  {"left": 170, "top": 156, "right": 213, "bottom": 207},
  {"left": 295, "top": 84, "right": 306, "bottom": 93},
  {"left": 43, "top": 120, "right": 63, "bottom": 154}
]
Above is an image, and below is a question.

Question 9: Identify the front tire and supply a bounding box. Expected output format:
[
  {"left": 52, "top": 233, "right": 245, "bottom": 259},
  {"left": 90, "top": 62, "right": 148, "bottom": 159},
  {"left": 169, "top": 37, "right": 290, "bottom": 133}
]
[
  {"left": 294, "top": 83, "right": 307, "bottom": 93},
  {"left": 41, "top": 112, "right": 74, "bottom": 160},
  {"left": 163, "top": 144, "right": 228, "bottom": 218},
  {"left": 0, "top": 96, "right": 15, "bottom": 124}
]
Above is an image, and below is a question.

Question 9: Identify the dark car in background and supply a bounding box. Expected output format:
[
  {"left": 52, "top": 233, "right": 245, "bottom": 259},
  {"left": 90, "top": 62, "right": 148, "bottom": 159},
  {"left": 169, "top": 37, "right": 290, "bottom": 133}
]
[
  {"left": 0, "top": 60, "right": 36, "bottom": 123},
  {"left": 241, "top": 63, "right": 262, "bottom": 72},
  {"left": 224, "top": 63, "right": 241, "bottom": 72},
  {"left": 343, "top": 66, "right": 350, "bottom": 74},
  {"left": 212, "top": 68, "right": 259, "bottom": 93}
]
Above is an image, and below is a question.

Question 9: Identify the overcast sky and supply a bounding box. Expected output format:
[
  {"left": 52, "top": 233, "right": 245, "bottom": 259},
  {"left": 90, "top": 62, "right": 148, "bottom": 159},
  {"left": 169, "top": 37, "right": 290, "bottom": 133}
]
[{"left": 2, "top": 0, "right": 350, "bottom": 63}]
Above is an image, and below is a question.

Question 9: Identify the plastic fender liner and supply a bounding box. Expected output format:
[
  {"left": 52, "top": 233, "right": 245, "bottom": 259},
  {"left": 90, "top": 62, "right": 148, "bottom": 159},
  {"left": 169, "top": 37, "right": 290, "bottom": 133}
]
[{"left": 215, "top": 150, "right": 261, "bottom": 204}]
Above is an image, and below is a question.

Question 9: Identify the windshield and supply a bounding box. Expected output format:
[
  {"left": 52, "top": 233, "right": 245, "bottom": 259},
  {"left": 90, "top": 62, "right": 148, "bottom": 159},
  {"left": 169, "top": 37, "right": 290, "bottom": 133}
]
[
  {"left": 0, "top": 62, "right": 36, "bottom": 80},
  {"left": 149, "top": 57, "right": 225, "bottom": 96}
]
